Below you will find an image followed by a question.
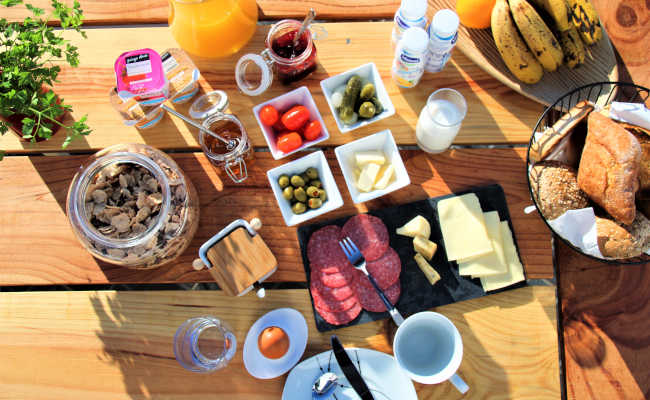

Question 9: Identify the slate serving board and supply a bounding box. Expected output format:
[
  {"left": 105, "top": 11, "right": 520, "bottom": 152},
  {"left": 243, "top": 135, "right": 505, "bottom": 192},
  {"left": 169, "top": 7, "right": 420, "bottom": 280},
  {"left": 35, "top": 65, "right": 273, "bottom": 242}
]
[{"left": 297, "top": 184, "right": 528, "bottom": 332}]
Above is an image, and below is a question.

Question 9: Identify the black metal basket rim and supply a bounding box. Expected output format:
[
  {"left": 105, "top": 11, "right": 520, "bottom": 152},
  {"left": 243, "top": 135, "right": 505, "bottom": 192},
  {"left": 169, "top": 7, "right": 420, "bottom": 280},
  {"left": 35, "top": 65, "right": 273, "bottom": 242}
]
[{"left": 525, "top": 81, "right": 650, "bottom": 265}]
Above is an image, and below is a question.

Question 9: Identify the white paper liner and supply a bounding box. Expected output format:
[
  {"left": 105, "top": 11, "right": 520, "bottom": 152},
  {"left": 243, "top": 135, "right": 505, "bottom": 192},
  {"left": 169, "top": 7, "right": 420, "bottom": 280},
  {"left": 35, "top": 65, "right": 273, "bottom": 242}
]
[{"left": 609, "top": 102, "right": 650, "bottom": 130}]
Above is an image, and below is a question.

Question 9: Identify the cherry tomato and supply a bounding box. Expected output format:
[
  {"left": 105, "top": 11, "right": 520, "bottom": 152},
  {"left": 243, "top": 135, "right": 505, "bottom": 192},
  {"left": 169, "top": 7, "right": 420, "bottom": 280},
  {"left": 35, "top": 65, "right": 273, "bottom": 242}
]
[
  {"left": 259, "top": 105, "right": 279, "bottom": 126},
  {"left": 271, "top": 120, "right": 286, "bottom": 134},
  {"left": 277, "top": 132, "right": 303, "bottom": 153},
  {"left": 281, "top": 105, "right": 310, "bottom": 131},
  {"left": 303, "top": 120, "right": 322, "bottom": 141}
]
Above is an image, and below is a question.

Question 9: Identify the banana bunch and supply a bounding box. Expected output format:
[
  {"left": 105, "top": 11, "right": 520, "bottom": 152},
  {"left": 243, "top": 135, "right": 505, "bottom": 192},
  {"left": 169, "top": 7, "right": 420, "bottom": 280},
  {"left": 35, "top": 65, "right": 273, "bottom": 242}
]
[{"left": 490, "top": 0, "right": 602, "bottom": 84}]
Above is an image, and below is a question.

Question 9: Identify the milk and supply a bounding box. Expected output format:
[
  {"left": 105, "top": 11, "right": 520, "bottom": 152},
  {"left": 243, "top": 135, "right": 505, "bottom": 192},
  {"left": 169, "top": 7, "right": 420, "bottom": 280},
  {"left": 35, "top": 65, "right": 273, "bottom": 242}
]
[{"left": 416, "top": 98, "right": 463, "bottom": 153}]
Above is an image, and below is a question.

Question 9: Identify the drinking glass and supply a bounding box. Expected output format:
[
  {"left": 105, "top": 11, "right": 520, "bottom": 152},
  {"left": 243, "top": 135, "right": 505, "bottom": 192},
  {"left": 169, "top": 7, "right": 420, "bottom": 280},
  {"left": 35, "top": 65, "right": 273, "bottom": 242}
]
[
  {"left": 173, "top": 316, "right": 237, "bottom": 373},
  {"left": 415, "top": 88, "right": 467, "bottom": 153}
]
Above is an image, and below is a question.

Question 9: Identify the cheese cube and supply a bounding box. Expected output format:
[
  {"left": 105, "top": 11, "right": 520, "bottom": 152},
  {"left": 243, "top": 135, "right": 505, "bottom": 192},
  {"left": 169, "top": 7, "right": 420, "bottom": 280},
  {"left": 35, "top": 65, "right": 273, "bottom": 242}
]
[
  {"left": 355, "top": 151, "right": 386, "bottom": 167},
  {"left": 437, "top": 193, "right": 492, "bottom": 261},
  {"left": 458, "top": 211, "right": 508, "bottom": 277},
  {"left": 373, "top": 164, "right": 395, "bottom": 190},
  {"left": 480, "top": 222, "right": 525, "bottom": 292},
  {"left": 356, "top": 163, "right": 381, "bottom": 192}
]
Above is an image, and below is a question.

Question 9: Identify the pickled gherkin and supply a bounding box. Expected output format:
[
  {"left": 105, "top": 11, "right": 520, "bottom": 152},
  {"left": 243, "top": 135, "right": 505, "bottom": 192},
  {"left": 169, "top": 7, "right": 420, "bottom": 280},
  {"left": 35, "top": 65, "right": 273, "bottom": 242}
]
[
  {"left": 358, "top": 102, "right": 376, "bottom": 118},
  {"left": 359, "top": 83, "right": 375, "bottom": 100},
  {"left": 339, "top": 107, "right": 357, "bottom": 124},
  {"left": 340, "top": 75, "right": 362, "bottom": 110},
  {"left": 369, "top": 97, "right": 383, "bottom": 115}
]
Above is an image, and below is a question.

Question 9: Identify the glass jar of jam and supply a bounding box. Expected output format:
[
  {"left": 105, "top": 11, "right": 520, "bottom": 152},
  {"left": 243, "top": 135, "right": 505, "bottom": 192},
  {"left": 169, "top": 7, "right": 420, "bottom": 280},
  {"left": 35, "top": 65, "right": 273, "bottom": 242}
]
[
  {"left": 235, "top": 19, "right": 324, "bottom": 96},
  {"left": 189, "top": 91, "right": 252, "bottom": 183}
]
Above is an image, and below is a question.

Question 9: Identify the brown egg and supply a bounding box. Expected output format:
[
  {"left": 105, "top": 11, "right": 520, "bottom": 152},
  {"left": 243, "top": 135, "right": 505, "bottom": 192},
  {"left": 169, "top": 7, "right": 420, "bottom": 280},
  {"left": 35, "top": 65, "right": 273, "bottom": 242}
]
[{"left": 258, "top": 326, "right": 290, "bottom": 359}]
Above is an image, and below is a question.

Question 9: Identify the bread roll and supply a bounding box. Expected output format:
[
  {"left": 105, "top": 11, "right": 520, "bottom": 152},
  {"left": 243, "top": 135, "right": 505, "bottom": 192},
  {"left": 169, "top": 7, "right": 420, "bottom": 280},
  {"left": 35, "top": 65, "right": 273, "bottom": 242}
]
[
  {"left": 577, "top": 112, "right": 642, "bottom": 225},
  {"left": 530, "top": 161, "right": 589, "bottom": 220},
  {"left": 596, "top": 214, "right": 650, "bottom": 259},
  {"left": 619, "top": 122, "right": 650, "bottom": 191}
]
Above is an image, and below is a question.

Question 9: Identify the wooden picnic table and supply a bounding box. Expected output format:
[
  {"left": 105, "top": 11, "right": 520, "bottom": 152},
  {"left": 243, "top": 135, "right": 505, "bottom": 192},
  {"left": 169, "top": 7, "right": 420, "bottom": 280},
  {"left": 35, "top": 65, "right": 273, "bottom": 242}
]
[{"left": 0, "top": 0, "right": 646, "bottom": 399}]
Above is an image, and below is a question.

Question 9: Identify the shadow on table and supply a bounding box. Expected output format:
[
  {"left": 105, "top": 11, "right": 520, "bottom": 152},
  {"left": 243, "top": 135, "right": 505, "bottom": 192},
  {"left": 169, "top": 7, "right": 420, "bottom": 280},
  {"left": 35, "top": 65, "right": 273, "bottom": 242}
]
[{"left": 556, "top": 240, "right": 650, "bottom": 398}]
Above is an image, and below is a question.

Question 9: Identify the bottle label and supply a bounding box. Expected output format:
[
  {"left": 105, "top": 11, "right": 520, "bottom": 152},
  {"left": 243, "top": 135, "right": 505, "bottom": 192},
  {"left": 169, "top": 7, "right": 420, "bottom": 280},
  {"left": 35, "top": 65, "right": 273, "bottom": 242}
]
[
  {"left": 392, "top": 45, "right": 426, "bottom": 88},
  {"left": 392, "top": 12, "right": 427, "bottom": 45},
  {"left": 425, "top": 29, "right": 458, "bottom": 73}
]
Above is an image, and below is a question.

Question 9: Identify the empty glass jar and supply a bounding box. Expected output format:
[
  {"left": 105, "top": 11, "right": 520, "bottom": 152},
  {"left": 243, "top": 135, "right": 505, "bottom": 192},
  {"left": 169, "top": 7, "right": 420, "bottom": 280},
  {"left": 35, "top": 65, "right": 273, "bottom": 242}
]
[{"left": 174, "top": 316, "right": 237, "bottom": 373}]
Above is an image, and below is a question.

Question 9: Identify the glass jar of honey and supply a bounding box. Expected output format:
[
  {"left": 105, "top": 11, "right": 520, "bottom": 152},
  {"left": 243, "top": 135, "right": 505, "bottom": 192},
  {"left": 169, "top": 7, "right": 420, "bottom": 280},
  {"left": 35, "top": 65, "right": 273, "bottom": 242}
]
[{"left": 189, "top": 91, "right": 252, "bottom": 183}]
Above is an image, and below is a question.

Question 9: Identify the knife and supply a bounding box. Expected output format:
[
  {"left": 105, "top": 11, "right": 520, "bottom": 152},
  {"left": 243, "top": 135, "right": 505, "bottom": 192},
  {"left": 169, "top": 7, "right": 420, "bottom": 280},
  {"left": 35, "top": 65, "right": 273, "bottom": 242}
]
[{"left": 331, "top": 335, "right": 375, "bottom": 400}]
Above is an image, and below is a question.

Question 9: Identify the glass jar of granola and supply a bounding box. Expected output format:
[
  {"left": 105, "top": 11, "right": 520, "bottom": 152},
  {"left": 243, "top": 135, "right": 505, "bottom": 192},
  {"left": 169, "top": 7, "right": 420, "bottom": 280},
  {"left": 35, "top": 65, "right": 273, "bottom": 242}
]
[{"left": 66, "top": 143, "right": 199, "bottom": 269}]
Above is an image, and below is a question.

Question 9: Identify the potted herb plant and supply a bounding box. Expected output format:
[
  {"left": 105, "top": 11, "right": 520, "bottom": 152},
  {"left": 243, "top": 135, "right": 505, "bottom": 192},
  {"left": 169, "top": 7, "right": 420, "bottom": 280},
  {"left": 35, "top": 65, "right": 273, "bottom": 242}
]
[{"left": 0, "top": 0, "right": 92, "bottom": 159}]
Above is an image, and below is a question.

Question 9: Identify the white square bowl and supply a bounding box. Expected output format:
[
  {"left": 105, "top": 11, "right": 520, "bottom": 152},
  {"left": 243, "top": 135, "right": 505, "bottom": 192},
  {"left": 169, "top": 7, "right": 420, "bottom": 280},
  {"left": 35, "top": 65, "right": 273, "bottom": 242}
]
[
  {"left": 334, "top": 129, "right": 410, "bottom": 204},
  {"left": 267, "top": 151, "right": 344, "bottom": 226},
  {"left": 253, "top": 86, "right": 330, "bottom": 160},
  {"left": 320, "top": 62, "right": 395, "bottom": 133}
]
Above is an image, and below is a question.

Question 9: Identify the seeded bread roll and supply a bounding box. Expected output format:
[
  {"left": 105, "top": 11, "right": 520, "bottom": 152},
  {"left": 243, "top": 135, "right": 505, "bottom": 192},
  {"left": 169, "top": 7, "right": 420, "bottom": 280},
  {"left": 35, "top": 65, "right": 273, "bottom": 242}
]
[
  {"left": 596, "top": 214, "right": 650, "bottom": 259},
  {"left": 530, "top": 161, "right": 589, "bottom": 220},
  {"left": 577, "top": 112, "right": 642, "bottom": 225},
  {"left": 619, "top": 122, "right": 650, "bottom": 191}
]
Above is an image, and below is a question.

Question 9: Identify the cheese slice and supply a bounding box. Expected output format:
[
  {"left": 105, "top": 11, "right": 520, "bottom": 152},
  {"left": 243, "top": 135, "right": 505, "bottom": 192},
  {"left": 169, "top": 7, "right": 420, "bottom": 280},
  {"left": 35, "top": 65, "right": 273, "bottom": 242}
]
[
  {"left": 437, "top": 193, "right": 492, "bottom": 261},
  {"left": 356, "top": 163, "right": 381, "bottom": 192},
  {"left": 458, "top": 211, "right": 508, "bottom": 277},
  {"left": 373, "top": 163, "right": 395, "bottom": 190},
  {"left": 355, "top": 150, "right": 386, "bottom": 166},
  {"left": 480, "top": 222, "right": 525, "bottom": 292}
]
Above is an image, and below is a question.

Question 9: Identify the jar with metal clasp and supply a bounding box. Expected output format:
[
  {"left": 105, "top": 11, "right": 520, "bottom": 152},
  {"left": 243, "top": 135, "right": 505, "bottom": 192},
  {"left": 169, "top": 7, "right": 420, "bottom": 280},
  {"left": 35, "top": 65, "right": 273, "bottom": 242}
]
[{"left": 188, "top": 90, "right": 253, "bottom": 183}]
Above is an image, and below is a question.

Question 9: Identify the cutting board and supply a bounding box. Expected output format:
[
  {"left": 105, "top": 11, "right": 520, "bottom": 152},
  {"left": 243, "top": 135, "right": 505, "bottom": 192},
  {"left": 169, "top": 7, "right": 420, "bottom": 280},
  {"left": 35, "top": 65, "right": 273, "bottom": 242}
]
[
  {"left": 429, "top": 0, "right": 619, "bottom": 106},
  {"left": 297, "top": 184, "right": 528, "bottom": 332}
]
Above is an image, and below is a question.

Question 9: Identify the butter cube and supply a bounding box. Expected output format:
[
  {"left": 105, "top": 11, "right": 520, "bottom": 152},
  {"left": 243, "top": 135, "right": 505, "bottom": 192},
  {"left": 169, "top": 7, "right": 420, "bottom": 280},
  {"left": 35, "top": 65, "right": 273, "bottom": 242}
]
[
  {"left": 356, "top": 163, "right": 381, "bottom": 192},
  {"left": 355, "top": 151, "right": 386, "bottom": 167},
  {"left": 373, "top": 164, "right": 395, "bottom": 190}
]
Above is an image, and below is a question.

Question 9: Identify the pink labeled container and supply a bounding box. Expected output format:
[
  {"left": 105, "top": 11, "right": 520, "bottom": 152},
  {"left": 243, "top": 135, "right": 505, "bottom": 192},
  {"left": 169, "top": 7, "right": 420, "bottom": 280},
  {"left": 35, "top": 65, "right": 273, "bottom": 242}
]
[{"left": 114, "top": 48, "right": 169, "bottom": 106}]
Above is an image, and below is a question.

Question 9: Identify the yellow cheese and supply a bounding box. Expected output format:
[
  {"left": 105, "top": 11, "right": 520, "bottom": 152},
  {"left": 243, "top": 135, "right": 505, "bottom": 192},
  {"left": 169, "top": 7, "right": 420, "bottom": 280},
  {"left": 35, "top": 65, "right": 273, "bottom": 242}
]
[
  {"left": 355, "top": 150, "right": 386, "bottom": 166},
  {"left": 458, "top": 211, "right": 508, "bottom": 277},
  {"left": 480, "top": 222, "right": 525, "bottom": 292},
  {"left": 414, "top": 253, "right": 441, "bottom": 285},
  {"left": 373, "top": 163, "right": 395, "bottom": 190},
  {"left": 437, "top": 193, "right": 493, "bottom": 261},
  {"left": 413, "top": 236, "right": 437, "bottom": 260},
  {"left": 396, "top": 215, "right": 431, "bottom": 239},
  {"left": 356, "top": 163, "right": 381, "bottom": 192}
]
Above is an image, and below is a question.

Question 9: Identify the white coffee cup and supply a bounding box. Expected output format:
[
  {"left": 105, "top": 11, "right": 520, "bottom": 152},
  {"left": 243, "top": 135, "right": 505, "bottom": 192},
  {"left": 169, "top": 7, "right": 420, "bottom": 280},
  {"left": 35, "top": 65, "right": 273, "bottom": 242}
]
[{"left": 393, "top": 311, "right": 469, "bottom": 393}]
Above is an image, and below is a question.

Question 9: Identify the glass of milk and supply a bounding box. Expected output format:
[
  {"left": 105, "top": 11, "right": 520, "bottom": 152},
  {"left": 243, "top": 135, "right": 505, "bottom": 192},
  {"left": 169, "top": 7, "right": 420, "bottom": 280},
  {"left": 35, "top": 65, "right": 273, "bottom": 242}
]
[{"left": 415, "top": 88, "right": 467, "bottom": 153}]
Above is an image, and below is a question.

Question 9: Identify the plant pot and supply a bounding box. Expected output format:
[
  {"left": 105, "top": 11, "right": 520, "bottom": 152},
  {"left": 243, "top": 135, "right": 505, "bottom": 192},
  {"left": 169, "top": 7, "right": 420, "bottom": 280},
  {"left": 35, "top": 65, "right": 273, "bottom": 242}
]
[{"left": 2, "top": 87, "right": 66, "bottom": 142}]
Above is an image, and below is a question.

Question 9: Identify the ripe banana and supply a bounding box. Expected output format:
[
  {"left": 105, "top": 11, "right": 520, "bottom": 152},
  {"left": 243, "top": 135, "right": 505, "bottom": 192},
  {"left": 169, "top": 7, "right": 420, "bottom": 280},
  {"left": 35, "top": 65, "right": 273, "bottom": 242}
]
[
  {"left": 491, "top": 0, "right": 544, "bottom": 84},
  {"left": 558, "top": 26, "right": 585, "bottom": 68},
  {"left": 566, "top": 0, "right": 602, "bottom": 45},
  {"left": 509, "top": 0, "right": 564, "bottom": 72},
  {"left": 528, "top": 0, "right": 571, "bottom": 31}
]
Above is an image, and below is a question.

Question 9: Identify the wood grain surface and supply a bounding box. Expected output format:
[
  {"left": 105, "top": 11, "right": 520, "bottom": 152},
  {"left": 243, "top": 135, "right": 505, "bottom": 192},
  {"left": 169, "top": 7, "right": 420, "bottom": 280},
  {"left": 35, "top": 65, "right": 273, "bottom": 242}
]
[
  {"left": 557, "top": 240, "right": 650, "bottom": 400},
  {"left": 0, "top": 148, "right": 553, "bottom": 286},
  {"left": 2, "top": 0, "right": 400, "bottom": 24},
  {"left": 0, "top": 23, "right": 543, "bottom": 154},
  {"left": 429, "top": 0, "right": 618, "bottom": 106},
  {"left": 0, "top": 286, "right": 560, "bottom": 399}
]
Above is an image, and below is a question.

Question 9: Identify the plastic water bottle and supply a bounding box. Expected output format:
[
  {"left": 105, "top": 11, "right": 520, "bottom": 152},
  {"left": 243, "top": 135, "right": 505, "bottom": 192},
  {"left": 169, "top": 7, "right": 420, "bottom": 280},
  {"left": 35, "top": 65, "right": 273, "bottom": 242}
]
[
  {"left": 392, "top": 27, "right": 429, "bottom": 88},
  {"left": 391, "top": 0, "right": 428, "bottom": 49},
  {"left": 425, "top": 9, "right": 459, "bottom": 73}
]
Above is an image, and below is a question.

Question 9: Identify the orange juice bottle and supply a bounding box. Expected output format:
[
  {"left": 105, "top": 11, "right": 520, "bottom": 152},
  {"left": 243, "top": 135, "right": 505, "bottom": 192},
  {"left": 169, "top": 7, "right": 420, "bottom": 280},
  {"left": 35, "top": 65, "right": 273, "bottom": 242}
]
[{"left": 168, "top": 0, "right": 258, "bottom": 59}]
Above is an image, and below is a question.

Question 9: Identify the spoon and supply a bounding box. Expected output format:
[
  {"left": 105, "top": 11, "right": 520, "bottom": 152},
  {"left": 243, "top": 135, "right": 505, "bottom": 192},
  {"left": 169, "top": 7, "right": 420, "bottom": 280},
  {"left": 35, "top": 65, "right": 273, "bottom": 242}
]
[
  {"left": 312, "top": 372, "right": 338, "bottom": 399},
  {"left": 292, "top": 8, "right": 317, "bottom": 52},
  {"left": 161, "top": 104, "right": 237, "bottom": 150}
]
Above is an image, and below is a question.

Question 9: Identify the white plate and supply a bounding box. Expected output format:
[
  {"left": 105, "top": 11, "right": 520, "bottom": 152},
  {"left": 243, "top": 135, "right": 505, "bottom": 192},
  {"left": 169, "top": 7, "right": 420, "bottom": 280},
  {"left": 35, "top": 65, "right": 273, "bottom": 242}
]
[
  {"left": 334, "top": 129, "right": 410, "bottom": 204},
  {"left": 253, "top": 86, "right": 330, "bottom": 160},
  {"left": 320, "top": 62, "right": 395, "bottom": 133},
  {"left": 243, "top": 308, "right": 308, "bottom": 379},
  {"left": 267, "top": 151, "right": 344, "bottom": 226},
  {"left": 282, "top": 348, "right": 417, "bottom": 400}
]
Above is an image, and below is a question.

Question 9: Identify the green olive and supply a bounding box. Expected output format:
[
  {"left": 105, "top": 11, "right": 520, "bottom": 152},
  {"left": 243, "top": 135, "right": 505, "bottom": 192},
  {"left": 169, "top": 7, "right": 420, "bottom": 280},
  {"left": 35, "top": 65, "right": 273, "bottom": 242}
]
[
  {"left": 310, "top": 179, "right": 322, "bottom": 189},
  {"left": 300, "top": 172, "right": 310, "bottom": 184},
  {"left": 319, "top": 189, "right": 327, "bottom": 202},
  {"left": 294, "top": 186, "right": 307, "bottom": 202},
  {"left": 306, "top": 186, "right": 320, "bottom": 198},
  {"left": 290, "top": 175, "right": 306, "bottom": 187},
  {"left": 305, "top": 167, "right": 319, "bottom": 180},
  {"left": 292, "top": 202, "right": 307, "bottom": 214},
  {"left": 358, "top": 101, "right": 376, "bottom": 119},
  {"left": 282, "top": 186, "right": 294, "bottom": 201},
  {"left": 278, "top": 175, "right": 290, "bottom": 189},
  {"left": 308, "top": 198, "right": 323, "bottom": 209}
]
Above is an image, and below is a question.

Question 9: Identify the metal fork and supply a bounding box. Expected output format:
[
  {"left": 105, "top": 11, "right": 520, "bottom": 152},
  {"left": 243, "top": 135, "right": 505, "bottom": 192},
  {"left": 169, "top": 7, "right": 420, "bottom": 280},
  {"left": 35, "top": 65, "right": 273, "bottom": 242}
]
[{"left": 339, "top": 237, "right": 404, "bottom": 326}]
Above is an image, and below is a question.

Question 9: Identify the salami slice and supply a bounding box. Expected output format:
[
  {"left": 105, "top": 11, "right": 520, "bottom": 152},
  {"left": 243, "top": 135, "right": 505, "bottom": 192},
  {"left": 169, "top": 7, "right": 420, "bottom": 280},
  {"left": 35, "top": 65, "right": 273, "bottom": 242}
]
[
  {"left": 311, "top": 281, "right": 359, "bottom": 312},
  {"left": 315, "top": 301, "right": 362, "bottom": 326},
  {"left": 310, "top": 270, "right": 356, "bottom": 301},
  {"left": 307, "top": 225, "right": 349, "bottom": 272},
  {"left": 312, "top": 264, "right": 356, "bottom": 288},
  {"left": 366, "top": 247, "right": 401, "bottom": 289},
  {"left": 341, "top": 214, "right": 389, "bottom": 262},
  {"left": 354, "top": 271, "right": 401, "bottom": 313}
]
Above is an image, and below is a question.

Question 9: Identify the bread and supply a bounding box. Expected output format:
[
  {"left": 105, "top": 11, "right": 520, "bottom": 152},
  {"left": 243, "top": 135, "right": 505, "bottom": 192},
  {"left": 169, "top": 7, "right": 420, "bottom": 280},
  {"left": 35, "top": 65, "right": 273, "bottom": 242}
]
[
  {"left": 596, "top": 214, "right": 650, "bottom": 259},
  {"left": 619, "top": 122, "right": 650, "bottom": 191},
  {"left": 530, "top": 161, "right": 589, "bottom": 220},
  {"left": 577, "top": 112, "right": 642, "bottom": 225}
]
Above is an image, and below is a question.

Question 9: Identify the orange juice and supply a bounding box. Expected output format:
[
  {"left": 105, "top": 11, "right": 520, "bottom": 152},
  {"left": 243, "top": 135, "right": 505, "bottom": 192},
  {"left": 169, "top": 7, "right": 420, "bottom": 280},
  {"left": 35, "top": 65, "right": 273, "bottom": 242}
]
[{"left": 169, "top": 0, "right": 258, "bottom": 59}]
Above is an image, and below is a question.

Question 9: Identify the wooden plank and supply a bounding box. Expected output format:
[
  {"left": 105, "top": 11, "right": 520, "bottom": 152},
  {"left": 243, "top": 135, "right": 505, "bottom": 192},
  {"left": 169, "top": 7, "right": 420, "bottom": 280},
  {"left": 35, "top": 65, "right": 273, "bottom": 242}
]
[
  {"left": 556, "top": 239, "right": 650, "bottom": 400},
  {"left": 592, "top": 0, "right": 650, "bottom": 90},
  {"left": 2, "top": 0, "right": 399, "bottom": 24},
  {"left": 0, "top": 286, "right": 560, "bottom": 399},
  {"left": 0, "top": 23, "right": 542, "bottom": 153},
  {"left": 0, "top": 148, "right": 553, "bottom": 286}
]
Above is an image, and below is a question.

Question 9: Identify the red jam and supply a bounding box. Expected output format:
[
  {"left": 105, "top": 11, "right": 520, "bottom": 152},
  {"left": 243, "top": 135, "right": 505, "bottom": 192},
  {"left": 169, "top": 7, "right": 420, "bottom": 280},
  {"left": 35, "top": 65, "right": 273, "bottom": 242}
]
[{"left": 270, "top": 29, "right": 317, "bottom": 84}]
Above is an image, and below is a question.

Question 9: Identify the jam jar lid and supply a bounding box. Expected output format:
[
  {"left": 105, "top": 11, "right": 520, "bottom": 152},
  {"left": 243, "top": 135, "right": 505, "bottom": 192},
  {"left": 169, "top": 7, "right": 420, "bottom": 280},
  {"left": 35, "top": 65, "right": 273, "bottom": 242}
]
[
  {"left": 189, "top": 90, "right": 230, "bottom": 120},
  {"left": 235, "top": 52, "right": 274, "bottom": 96}
]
